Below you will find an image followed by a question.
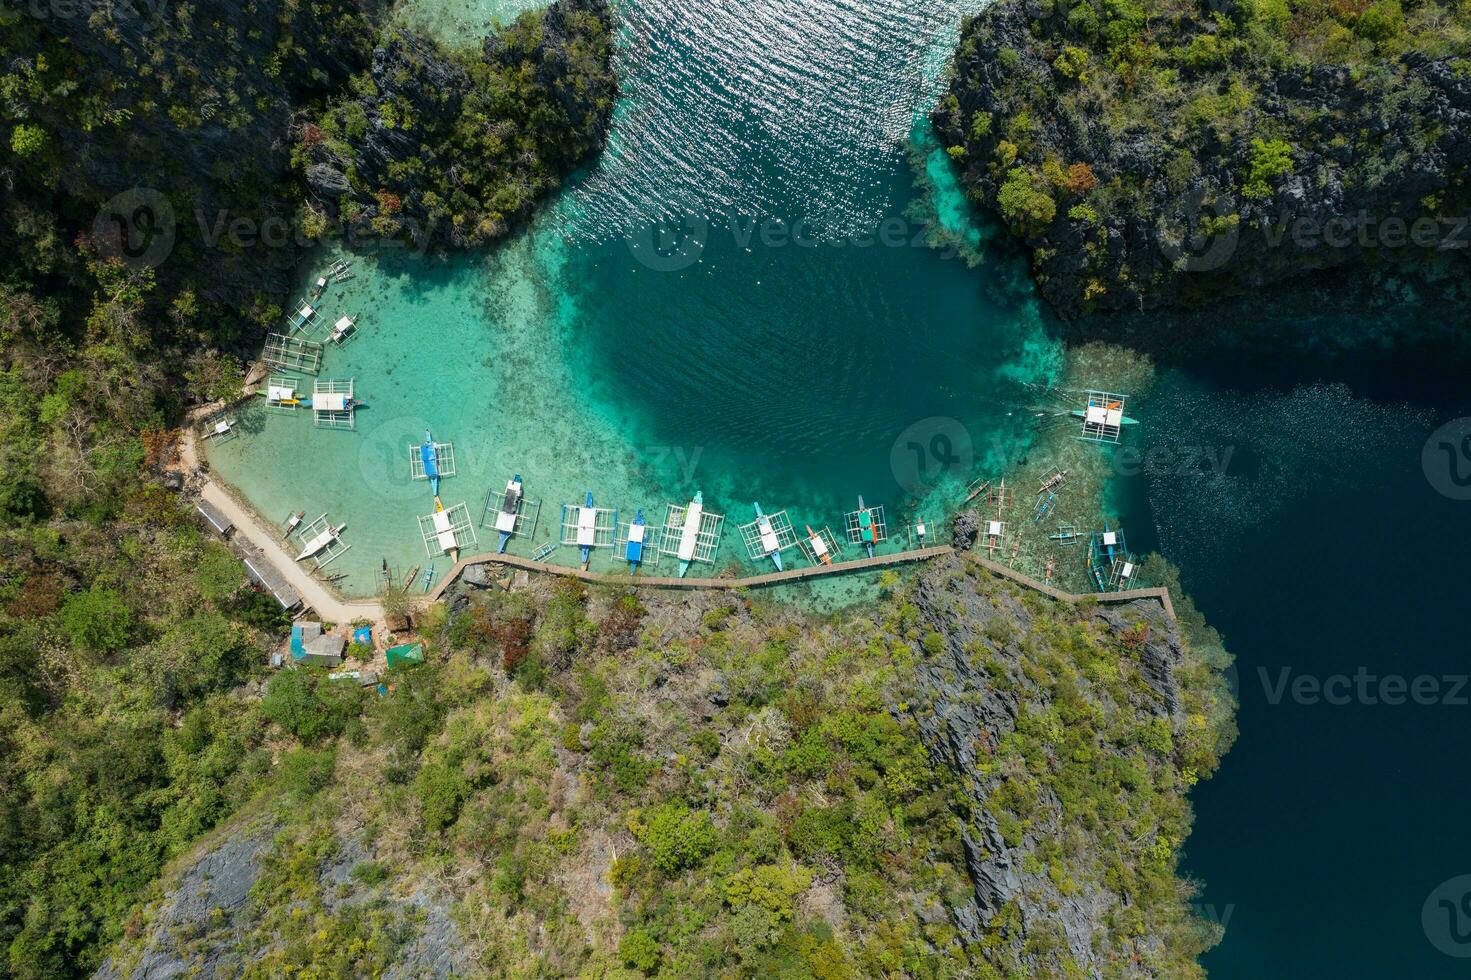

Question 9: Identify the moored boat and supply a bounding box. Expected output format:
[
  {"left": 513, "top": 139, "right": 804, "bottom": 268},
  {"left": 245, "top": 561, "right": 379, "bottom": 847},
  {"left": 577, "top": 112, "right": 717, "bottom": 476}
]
[
  {"left": 856, "top": 495, "right": 876, "bottom": 559},
  {"left": 296, "top": 522, "right": 345, "bottom": 562},
  {"left": 805, "top": 525, "right": 832, "bottom": 566},
  {"left": 496, "top": 475, "right": 523, "bottom": 554},
  {"left": 578, "top": 491, "right": 597, "bottom": 569},
  {"left": 677, "top": 492, "right": 704, "bottom": 578},
  {"left": 420, "top": 431, "right": 441, "bottom": 497},
  {"left": 754, "top": 502, "right": 782, "bottom": 571},
  {"left": 626, "top": 509, "right": 647, "bottom": 573}
]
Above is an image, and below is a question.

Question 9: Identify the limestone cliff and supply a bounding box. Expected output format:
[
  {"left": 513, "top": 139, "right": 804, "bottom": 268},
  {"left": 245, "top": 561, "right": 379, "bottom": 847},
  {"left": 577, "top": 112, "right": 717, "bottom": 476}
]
[{"left": 934, "top": 0, "right": 1471, "bottom": 317}]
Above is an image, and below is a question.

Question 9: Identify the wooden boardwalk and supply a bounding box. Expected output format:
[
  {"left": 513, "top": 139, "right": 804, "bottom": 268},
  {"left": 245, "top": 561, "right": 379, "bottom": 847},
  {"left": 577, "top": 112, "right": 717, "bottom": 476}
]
[
  {"left": 426, "top": 546, "right": 956, "bottom": 599},
  {"left": 426, "top": 546, "right": 1176, "bottom": 620},
  {"left": 183, "top": 417, "right": 1173, "bottom": 624}
]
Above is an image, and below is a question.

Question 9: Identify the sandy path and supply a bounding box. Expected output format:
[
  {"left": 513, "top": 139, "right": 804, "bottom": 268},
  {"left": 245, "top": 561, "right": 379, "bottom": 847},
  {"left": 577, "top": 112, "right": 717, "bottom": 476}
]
[{"left": 180, "top": 419, "right": 385, "bottom": 622}]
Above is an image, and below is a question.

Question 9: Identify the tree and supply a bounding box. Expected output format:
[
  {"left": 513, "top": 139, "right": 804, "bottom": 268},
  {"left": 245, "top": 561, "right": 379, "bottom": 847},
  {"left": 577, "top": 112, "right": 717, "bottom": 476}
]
[
  {"left": 1242, "top": 138, "right": 1294, "bottom": 198},
  {"left": 9, "top": 123, "right": 47, "bottom": 156},
  {"left": 184, "top": 350, "right": 245, "bottom": 404},
  {"left": 60, "top": 585, "right": 131, "bottom": 655},
  {"left": 996, "top": 167, "right": 1057, "bottom": 234}
]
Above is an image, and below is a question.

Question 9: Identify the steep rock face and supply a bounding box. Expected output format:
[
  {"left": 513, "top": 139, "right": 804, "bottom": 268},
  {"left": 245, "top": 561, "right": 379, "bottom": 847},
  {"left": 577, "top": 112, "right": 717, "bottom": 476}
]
[
  {"left": 299, "top": 0, "right": 618, "bottom": 247},
  {"left": 9, "top": 0, "right": 380, "bottom": 320},
  {"left": 95, "top": 824, "right": 468, "bottom": 979},
  {"left": 934, "top": 0, "right": 1471, "bottom": 317},
  {"left": 904, "top": 556, "right": 1196, "bottom": 973}
]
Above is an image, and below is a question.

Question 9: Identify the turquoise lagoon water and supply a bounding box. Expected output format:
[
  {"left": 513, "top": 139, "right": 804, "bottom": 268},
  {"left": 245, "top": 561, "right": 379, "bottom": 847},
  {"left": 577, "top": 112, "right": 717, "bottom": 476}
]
[
  {"left": 207, "top": 0, "right": 1471, "bottom": 972},
  {"left": 208, "top": 0, "right": 1056, "bottom": 598}
]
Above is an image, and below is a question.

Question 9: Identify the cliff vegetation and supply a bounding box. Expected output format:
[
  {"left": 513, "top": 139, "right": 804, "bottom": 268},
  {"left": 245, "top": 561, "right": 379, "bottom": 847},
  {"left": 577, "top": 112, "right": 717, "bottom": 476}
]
[
  {"left": 97, "top": 561, "right": 1233, "bottom": 978},
  {"left": 935, "top": 0, "right": 1471, "bottom": 315}
]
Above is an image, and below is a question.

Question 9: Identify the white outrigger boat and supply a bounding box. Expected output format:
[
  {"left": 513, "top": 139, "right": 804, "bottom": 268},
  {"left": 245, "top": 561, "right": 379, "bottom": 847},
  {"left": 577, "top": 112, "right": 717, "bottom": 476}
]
[
  {"left": 676, "top": 492, "right": 704, "bottom": 578},
  {"left": 329, "top": 313, "right": 357, "bottom": 344},
  {"left": 753, "top": 502, "right": 783, "bottom": 572},
  {"left": 296, "top": 522, "right": 345, "bottom": 562},
  {"left": 496, "top": 475, "right": 523, "bottom": 553}
]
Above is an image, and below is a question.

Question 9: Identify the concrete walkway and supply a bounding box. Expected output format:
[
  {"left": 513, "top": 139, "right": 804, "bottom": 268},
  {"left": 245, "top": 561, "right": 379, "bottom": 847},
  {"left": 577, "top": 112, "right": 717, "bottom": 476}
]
[
  {"left": 200, "top": 479, "right": 385, "bottom": 622},
  {"left": 179, "top": 423, "right": 386, "bottom": 622},
  {"left": 425, "top": 549, "right": 1176, "bottom": 620}
]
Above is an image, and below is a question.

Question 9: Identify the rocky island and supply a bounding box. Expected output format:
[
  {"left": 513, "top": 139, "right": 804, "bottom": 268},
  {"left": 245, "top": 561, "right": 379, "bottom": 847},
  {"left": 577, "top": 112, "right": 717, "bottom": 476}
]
[
  {"left": 935, "top": 0, "right": 1471, "bottom": 316},
  {"left": 96, "top": 554, "right": 1233, "bottom": 978},
  {"left": 0, "top": 0, "right": 1244, "bottom": 976}
]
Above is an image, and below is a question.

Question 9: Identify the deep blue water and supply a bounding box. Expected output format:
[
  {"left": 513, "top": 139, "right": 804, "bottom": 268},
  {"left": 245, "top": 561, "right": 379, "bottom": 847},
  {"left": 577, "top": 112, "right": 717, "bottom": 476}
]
[
  {"left": 224, "top": 0, "right": 1471, "bottom": 967},
  {"left": 1114, "top": 290, "right": 1471, "bottom": 976}
]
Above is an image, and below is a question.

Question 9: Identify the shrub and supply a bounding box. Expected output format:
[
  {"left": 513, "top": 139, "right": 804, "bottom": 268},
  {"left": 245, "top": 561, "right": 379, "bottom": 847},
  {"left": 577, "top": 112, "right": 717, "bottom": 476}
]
[
  {"left": 619, "top": 929, "right": 661, "bottom": 973},
  {"left": 262, "top": 669, "right": 363, "bottom": 743},
  {"left": 996, "top": 168, "right": 1057, "bottom": 233},
  {"left": 9, "top": 123, "right": 47, "bottom": 156},
  {"left": 1054, "top": 45, "right": 1090, "bottom": 81},
  {"left": 60, "top": 585, "right": 131, "bottom": 654},
  {"left": 194, "top": 546, "right": 246, "bottom": 603},
  {"left": 723, "top": 863, "right": 814, "bottom": 922},
  {"left": 1355, "top": 0, "right": 1404, "bottom": 41},
  {"left": 279, "top": 747, "right": 336, "bottom": 796},
  {"left": 629, "top": 802, "right": 718, "bottom": 875},
  {"left": 416, "top": 753, "right": 470, "bottom": 832},
  {"left": 1242, "top": 138, "right": 1294, "bottom": 198}
]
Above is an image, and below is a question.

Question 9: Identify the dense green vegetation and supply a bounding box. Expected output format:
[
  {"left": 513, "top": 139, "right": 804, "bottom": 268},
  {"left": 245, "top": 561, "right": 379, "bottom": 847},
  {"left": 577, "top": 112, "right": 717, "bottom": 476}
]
[
  {"left": 297, "top": 4, "right": 618, "bottom": 246},
  {"left": 0, "top": 3, "right": 616, "bottom": 977},
  {"left": 0, "top": 507, "right": 294, "bottom": 976},
  {"left": 937, "top": 0, "right": 1471, "bottom": 311},
  {"left": 97, "top": 567, "right": 1232, "bottom": 978}
]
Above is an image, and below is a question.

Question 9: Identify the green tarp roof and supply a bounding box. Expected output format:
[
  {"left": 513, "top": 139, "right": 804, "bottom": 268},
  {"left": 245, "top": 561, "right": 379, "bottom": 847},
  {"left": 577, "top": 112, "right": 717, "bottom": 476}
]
[{"left": 386, "top": 643, "right": 425, "bottom": 669}]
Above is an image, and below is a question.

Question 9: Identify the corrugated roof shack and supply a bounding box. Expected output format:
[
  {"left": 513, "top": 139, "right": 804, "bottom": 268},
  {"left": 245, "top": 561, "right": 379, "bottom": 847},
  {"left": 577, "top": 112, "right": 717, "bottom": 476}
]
[
  {"left": 194, "top": 499, "right": 234, "bottom": 536},
  {"left": 290, "top": 622, "right": 345, "bottom": 667},
  {"left": 239, "top": 543, "right": 303, "bottom": 610}
]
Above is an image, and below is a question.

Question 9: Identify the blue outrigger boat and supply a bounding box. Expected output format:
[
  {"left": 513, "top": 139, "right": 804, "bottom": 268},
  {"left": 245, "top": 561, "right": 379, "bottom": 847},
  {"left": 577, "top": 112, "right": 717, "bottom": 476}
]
[
  {"left": 626, "top": 509, "right": 647, "bottom": 574},
  {"left": 1034, "top": 491, "right": 1056, "bottom": 522},
  {"left": 496, "top": 475, "right": 523, "bottom": 554},
  {"left": 753, "top": 502, "right": 783, "bottom": 572},
  {"left": 420, "top": 431, "right": 441, "bottom": 497},
  {"left": 856, "top": 495, "right": 876, "bottom": 559}
]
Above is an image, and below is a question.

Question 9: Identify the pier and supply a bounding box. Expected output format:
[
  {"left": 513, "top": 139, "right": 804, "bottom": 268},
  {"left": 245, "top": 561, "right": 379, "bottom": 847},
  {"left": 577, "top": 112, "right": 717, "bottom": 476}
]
[{"left": 421, "top": 545, "right": 1177, "bottom": 620}]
